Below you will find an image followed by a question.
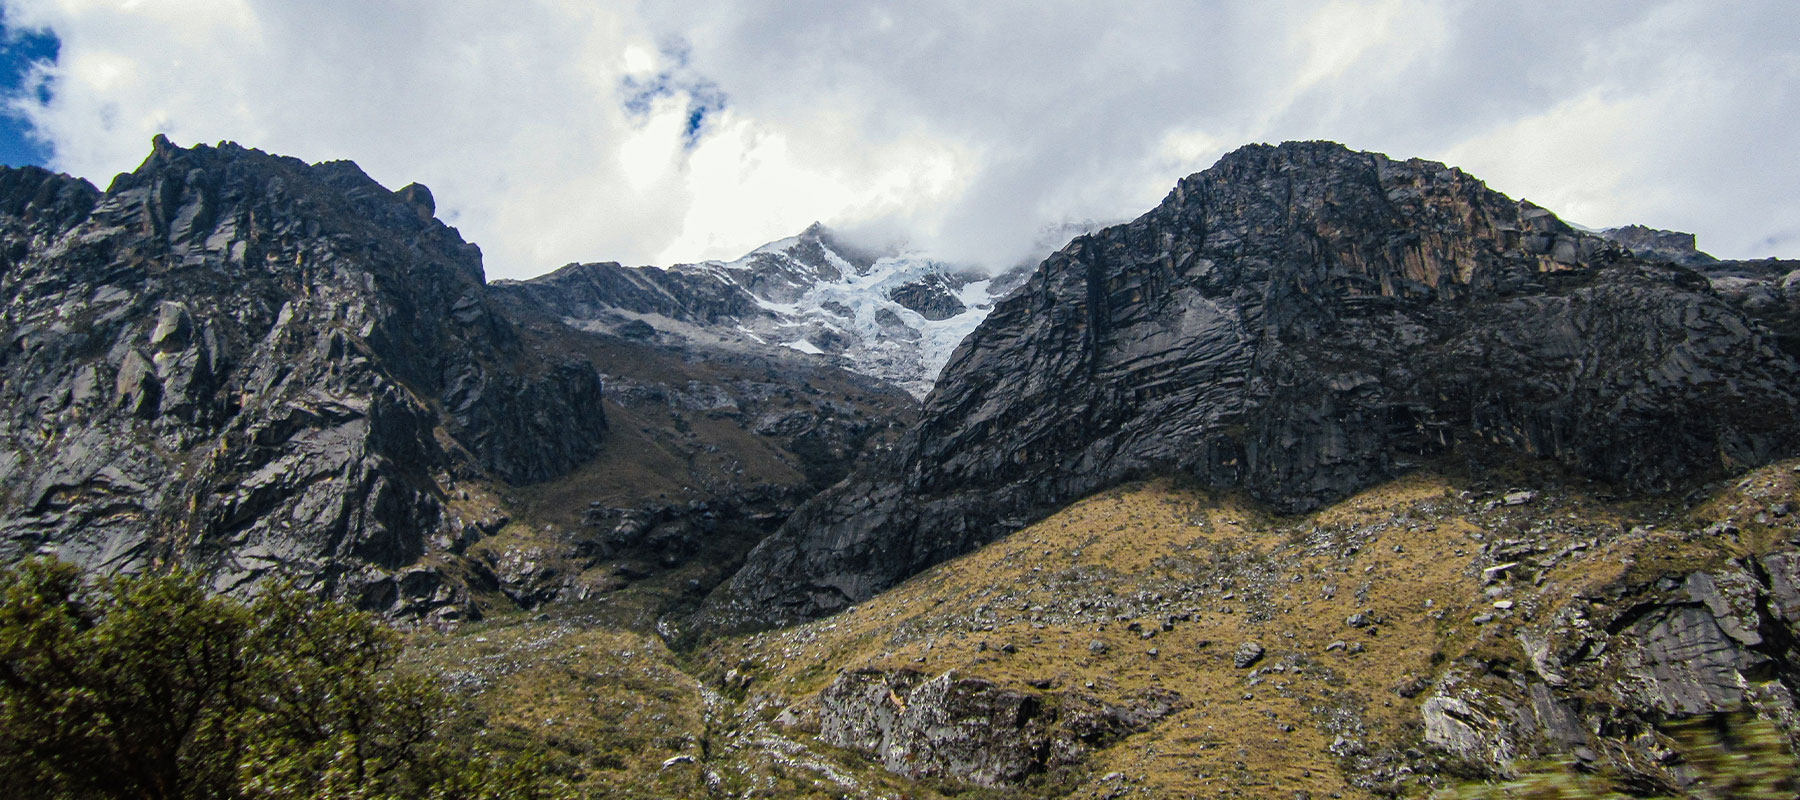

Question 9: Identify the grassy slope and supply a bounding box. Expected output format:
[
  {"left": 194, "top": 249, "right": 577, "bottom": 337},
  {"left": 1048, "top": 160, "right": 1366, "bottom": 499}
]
[{"left": 407, "top": 458, "right": 1800, "bottom": 799}]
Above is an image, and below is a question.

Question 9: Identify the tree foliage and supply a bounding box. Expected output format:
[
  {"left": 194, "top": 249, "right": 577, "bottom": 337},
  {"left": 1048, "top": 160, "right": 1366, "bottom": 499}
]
[{"left": 0, "top": 559, "right": 566, "bottom": 800}]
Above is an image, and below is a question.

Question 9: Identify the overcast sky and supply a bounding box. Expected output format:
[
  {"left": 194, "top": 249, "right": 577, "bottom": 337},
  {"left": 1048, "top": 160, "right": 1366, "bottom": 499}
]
[{"left": 1, "top": 1, "right": 1795, "bottom": 280}]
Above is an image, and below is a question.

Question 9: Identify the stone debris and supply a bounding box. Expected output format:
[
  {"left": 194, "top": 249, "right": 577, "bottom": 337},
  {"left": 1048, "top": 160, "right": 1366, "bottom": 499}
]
[{"left": 1234, "top": 642, "right": 1266, "bottom": 669}]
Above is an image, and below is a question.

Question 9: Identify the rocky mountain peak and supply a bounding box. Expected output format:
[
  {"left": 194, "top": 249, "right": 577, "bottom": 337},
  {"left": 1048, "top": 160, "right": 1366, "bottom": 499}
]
[
  {"left": 497, "top": 222, "right": 1030, "bottom": 397},
  {"left": 710, "top": 139, "right": 1800, "bottom": 628},
  {"left": 0, "top": 136, "right": 608, "bottom": 618}
]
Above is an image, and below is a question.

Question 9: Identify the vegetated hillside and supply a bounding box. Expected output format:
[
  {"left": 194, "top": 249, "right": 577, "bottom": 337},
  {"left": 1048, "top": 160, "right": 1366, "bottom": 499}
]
[
  {"left": 714, "top": 141, "right": 1800, "bottom": 630},
  {"left": 0, "top": 137, "right": 916, "bottom": 626},
  {"left": 9, "top": 134, "right": 1799, "bottom": 798},
  {"left": 405, "top": 456, "right": 1800, "bottom": 799}
]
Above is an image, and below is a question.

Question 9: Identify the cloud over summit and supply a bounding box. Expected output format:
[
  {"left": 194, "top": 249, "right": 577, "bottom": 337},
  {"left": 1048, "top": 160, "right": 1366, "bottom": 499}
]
[{"left": 3, "top": 1, "right": 1796, "bottom": 279}]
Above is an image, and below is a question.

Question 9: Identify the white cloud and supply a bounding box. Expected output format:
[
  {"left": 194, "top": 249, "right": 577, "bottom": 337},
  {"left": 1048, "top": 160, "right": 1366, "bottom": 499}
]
[{"left": 2, "top": 1, "right": 1797, "bottom": 278}]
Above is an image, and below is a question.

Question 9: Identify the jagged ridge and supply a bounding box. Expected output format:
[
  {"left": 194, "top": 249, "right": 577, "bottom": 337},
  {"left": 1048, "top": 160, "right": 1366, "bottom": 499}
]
[
  {"left": 497, "top": 222, "right": 1027, "bottom": 398},
  {"left": 0, "top": 137, "right": 609, "bottom": 618},
  {"left": 712, "top": 140, "right": 1800, "bottom": 628}
]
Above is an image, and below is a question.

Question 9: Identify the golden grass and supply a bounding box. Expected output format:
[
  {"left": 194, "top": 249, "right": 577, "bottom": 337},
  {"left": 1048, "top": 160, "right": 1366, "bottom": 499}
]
[
  {"left": 405, "top": 458, "right": 1800, "bottom": 799},
  {"left": 708, "top": 463, "right": 1800, "bottom": 799}
]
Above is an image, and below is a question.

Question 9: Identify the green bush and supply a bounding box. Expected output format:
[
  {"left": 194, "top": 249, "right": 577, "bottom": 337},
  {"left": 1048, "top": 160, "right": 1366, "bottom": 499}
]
[{"left": 0, "top": 559, "right": 566, "bottom": 800}]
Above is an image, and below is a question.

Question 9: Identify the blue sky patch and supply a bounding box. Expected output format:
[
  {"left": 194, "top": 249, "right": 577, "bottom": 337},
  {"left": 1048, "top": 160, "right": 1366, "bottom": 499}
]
[
  {"left": 0, "top": 22, "right": 57, "bottom": 168},
  {"left": 620, "top": 38, "right": 726, "bottom": 150}
]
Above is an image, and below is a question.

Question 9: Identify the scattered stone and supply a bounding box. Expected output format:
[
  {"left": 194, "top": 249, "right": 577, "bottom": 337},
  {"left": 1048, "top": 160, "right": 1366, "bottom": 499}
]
[
  {"left": 1234, "top": 642, "right": 1266, "bottom": 668},
  {"left": 1503, "top": 490, "right": 1538, "bottom": 506},
  {"left": 723, "top": 668, "right": 754, "bottom": 690},
  {"left": 1704, "top": 521, "right": 1741, "bottom": 537}
]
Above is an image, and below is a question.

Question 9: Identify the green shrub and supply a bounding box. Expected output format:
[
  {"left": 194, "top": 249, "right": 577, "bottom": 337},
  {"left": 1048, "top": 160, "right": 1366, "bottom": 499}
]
[{"left": 0, "top": 559, "right": 566, "bottom": 800}]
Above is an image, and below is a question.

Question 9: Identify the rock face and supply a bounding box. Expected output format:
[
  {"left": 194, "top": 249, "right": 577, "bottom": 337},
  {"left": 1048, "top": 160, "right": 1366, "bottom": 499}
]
[
  {"left": 495, "top": 222, "right": 1028, "bottom": 398},
  {"left": 1423, "top": 552, "right": 1800, "bottom": 791},
  {"left": 1600, "top": 224, "right": 1717, "bottom": 268},
  {"left": 0, "top": 137, "right": 608, "bottom": 618},
  {"left": 714, "top": 141, "right": 1800, "bottom": 626},
  {"left": 817, "top": 668, "right": 1182, "bottom": 786},
  {"left": 1596, "top": 225, "right": 1800, "bottom": 361}
]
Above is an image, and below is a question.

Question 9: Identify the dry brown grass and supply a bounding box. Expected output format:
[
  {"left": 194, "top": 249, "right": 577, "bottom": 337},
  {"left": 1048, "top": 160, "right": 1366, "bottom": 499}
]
[
  {"left": 406, "top": 458, "right": 1800, "bottom": 799},
  {"left": 708, "top": 463, "right": 1800, "bottom": 799}
]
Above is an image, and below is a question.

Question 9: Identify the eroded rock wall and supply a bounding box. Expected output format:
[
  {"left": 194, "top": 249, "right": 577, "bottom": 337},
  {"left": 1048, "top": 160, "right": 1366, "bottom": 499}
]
[
  {"left": 0, "top": 138, "right": 608, "bottom": 618},
  {"left": 715, "top": 141, "right": 1800, "bottom": 628}
]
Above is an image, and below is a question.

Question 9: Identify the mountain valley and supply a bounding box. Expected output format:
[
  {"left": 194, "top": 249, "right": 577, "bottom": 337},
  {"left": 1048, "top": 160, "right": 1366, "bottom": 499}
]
[{"left": 3, "top": 136, "right": 1799, "bottom": 798}]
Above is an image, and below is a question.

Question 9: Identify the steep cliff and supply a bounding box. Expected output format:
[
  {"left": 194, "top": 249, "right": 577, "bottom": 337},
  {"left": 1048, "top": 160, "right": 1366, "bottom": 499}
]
[
  {"left": 0, "top": 137, "right": 609, "bottom": 618},
  {"left": 714, "top": 141, "right": 1800, "bottom": 627}
]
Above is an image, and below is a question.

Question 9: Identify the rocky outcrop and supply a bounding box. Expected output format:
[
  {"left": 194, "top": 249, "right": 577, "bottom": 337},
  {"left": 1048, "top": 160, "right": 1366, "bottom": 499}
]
[
  {"left": 1421, "top": 551, "right": 1800, "bottom": 792},
  {"left": 886, "top": 273, "right": 968, "bottom": 320},
  {"left": 495, "top": 260, "right": 766, "bottom": 327},
  {"left": 1600, "top": 224, "right": 1717, "bottom": 268},
  {"left": 0, "top": 137, "right": 608, "bottom": 618},
  {"left": 713, "top": 141, "right": 1800, "bottom": 627},
  {"left": 1595, "top": 225, "right": 1800, "bottom": 362},
  {"left": 818, "top": 668, "right": 1182, "bottom": 786}
]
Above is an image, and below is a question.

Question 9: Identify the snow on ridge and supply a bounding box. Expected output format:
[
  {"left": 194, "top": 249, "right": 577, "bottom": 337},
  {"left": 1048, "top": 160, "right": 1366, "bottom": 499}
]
[
  {"left": 671, "top": 227, "right": 1012, "bottom": 398},
  {"left": 750, "top": 234, "right": 804, "bottom": 256}
]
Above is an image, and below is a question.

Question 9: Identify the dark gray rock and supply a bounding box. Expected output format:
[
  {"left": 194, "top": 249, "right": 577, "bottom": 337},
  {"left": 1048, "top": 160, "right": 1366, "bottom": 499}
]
[
  {"left": 0, "top": 138, "right": 608, "bottom": 617},
  {"left": 1424, "top": 555, "right": 1800, "bottom": 783},
  {"left": 818, "top": 668, "right": 1182, "bottom": 786},
  {"left": 712, "top": 141, "right": 1800, "bottom": 627},
  {"left": 1599, "top": 224, "right": 1716, "bottom": 268},
  {"left": 1234, "top": 641, "right": 1266, "bottom": 668},
  {"left": 888, "top": 274, "right": 968, "bottom": 320},
  {"left": 495, "top": 259, "right": 766, "bottom": 327}
]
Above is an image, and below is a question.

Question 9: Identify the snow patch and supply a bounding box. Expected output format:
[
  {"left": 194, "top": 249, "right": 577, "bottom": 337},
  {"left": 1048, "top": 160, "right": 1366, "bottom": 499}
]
[{"left": 653, "top": 226, "right": 1032, "bottom": 397}]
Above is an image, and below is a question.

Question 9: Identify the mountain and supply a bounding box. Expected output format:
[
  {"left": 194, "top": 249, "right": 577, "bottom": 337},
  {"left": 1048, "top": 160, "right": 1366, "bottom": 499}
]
[
  {"left": 495, "top": 222, "right": 1031, "bottom": 398},
  {"left": 0, "top": 137, "right": 914, "bottom": 623},
  {"left": 0, "top": 136, "right": 610, "bottom": 619},
  {"left": 710, "top": 140, "right": 1800, "bottom": 629},
  {"left": 4, "top": 135, "right": 1800, "bottom": 797}
]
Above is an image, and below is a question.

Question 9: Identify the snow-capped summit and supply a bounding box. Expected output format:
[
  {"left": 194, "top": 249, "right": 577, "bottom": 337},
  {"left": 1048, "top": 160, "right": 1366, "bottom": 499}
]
[{"left": 498, "top": 224, "right": 1032, "bottom": 397}]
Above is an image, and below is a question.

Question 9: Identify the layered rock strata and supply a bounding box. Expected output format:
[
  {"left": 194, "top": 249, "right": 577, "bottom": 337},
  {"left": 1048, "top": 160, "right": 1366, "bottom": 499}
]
[
  {"left": 0, "top": 138, "right": 609, "bottom": 618},
  {"left": 716, "top": 141, "right": 1800, "bottom": 626}
]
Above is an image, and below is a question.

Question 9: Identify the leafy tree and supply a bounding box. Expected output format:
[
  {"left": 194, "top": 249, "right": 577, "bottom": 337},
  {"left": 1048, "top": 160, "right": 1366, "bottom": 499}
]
[{"left": 0, "top": 559, "right": 566, "bottom": 800}]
